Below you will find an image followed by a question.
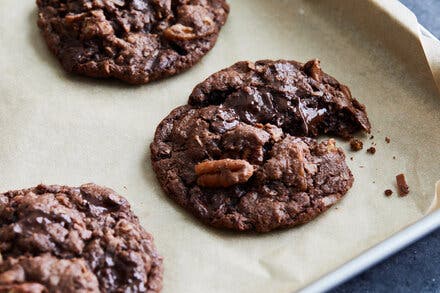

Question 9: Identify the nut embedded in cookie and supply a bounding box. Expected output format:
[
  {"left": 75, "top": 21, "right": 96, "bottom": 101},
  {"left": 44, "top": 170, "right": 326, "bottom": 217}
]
[
  {"left": 302, "top": 58, "right": 322, "bottom": 82},
  {"left": 151, "top": 105, "right": 354, "bottom": 232},
  {"left": 195, "top": 159, "right": 254, "bottom": 188},
  {"left": 164, "top": 24, "right": 197, "bottom": 41}
]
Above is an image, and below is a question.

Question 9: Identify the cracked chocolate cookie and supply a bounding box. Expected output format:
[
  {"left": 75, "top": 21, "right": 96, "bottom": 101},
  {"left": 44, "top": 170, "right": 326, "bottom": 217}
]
[
  {"left": 0, "top": 184, "right": 163, "bottom": 292},
  {"left": 151, "top": 105, "right": 354, "bottom": 232},
  {"left": 189, "top": 59, "right": 371, "bottom": 138},
  {"left": 36, "top": 0, "right": 229, "bottom": 84}
]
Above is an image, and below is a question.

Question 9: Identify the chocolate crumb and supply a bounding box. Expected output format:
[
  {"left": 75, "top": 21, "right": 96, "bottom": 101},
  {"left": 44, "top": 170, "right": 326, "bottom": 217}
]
[
  {"left": 350, "top": 157, "right": 353, "bottom": 161},
  {"left": 350, "top": 139, "right": 363, "bottom": 151},
  {"left": 367, "top": 147, "right": 376, "bottom": 154},
  {"left": 393, "top": 156, "right": 396, "bottom": 160},
  {"left": 384, "top": 189, "right": 393, "bottom": 196},
  {"left": 385, "top": 137, "right": 390, "bottom": 143},
  {"left": 370, "top": 135, "right": 374, "bottom": 139},
  {"left": 396, "top": 174, "right": 409, "bottom": 196}
]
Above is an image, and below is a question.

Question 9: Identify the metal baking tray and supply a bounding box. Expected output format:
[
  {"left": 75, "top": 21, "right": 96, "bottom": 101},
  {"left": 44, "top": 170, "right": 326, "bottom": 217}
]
[{"left": 299, "top": 28, "right": 440, "bottom": 293}]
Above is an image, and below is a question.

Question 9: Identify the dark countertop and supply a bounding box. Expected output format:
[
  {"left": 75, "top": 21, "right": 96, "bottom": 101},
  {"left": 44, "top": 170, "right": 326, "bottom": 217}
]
[
  {"left": 400, "top": 0, "right": 440, "bottom": 36},
  {"left": 331, "top": 1, "right": 440, "bottom": 292}
]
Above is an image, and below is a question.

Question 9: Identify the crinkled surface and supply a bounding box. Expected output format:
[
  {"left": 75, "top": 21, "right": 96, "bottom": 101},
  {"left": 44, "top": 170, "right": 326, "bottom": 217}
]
[
  {"left": 0, "top": 254, "right": 99, "bottom": 293},
  {"left": 151, "top": 105, "right": 354, "bottom": 232},
  {"left": 188, "top": 59, "right": 371, "bottom": 138},
  {"left": 36, "top": 0, "right": 229, "bottom": 84},
  {"left": 0, "top": 184, "right": 163, "bottom": 292}
]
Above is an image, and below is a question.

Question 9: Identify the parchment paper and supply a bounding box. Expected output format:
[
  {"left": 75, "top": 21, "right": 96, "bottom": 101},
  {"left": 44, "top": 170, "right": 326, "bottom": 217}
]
[{"left": 0, "top": 0, "right": 439, "bottom": 292}]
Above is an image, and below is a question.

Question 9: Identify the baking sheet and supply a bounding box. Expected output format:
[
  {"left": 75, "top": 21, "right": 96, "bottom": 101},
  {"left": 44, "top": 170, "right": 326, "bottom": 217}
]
[
  {"left": 0, "top": 0, "right": 439, "bottom": 292},
  {"left": 302, "top": 208, "right": 440, "bottom": 293}
]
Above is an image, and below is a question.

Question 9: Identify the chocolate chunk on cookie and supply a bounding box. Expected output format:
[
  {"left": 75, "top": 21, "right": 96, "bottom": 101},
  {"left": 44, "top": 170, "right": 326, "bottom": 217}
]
[
  {"left": 36, "top": 0, "right": 229, "bottom": 84},
  {"left": 188, "top": 59, "right": 371, "bottom": 138},
  {"left": 151, "top": 105, "right": 354, "bottom": 232},
  {"left": 0, "top": 184, "right": 163, "bottom": 292}
]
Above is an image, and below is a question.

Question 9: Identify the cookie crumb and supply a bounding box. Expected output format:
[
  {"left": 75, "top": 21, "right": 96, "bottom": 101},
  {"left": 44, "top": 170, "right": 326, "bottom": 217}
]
[
  {"left": 350, "top": 157, "right": 353, "bottom": 161},
  {"left": 350, "top": 139, "right": 363, "bottom": 151},
  {"left": 385, "top": 137, "right": 390, "bottom": 143},
  {"left": 396, "top": 174, "right": 409, "bottom": 196},
  {"left": 370, "top": 135, "right": 374, "bottom": 139},
  {"left": 384, "top": 189, "right": 393, "bottom": 196},
  {"left": 367, "top": 147, "right": 376, "bottom": 154},
  {"left": 393, "top": 156, "right": 396, "bottom": 160}
]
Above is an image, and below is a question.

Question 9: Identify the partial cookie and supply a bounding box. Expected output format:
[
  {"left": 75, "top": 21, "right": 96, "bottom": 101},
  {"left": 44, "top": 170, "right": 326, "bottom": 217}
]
[
  {"left": 0, "top": 184, "right": 163, "bottom": 292},
  {"left": 189, "top": 59, "right": 371, "bottom": 138},
  {"left": 151, "top": 105, "right": 354, "bottom": 232},
  {"left": 36, "top": 0, "right": 229, "bottom": 84}
]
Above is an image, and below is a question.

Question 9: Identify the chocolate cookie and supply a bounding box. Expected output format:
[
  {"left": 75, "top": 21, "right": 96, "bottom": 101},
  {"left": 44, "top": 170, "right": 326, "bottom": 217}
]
[
  {"left": 189, "top": 59, "right": 371, "bottom": 138},
  {"left": 36, "top": 0, "right": 229, "bottom": 84},
  {"left": 0, "top": 184, "right": 163, "bottom": 292},
  {"left": 151, "top": 105, "right": 354, "bottom": 232}
]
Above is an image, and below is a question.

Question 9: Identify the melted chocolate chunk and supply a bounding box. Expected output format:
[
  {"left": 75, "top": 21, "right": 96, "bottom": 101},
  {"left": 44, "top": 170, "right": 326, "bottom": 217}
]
[{"left": 188, "top": 59, "right": 371, "bottom": 138}]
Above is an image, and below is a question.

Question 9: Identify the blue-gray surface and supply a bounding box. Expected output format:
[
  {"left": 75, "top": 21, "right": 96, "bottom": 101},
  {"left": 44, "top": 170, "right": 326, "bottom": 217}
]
[{"left": 331, "top": 1, "right": 440, "bottom": 292}]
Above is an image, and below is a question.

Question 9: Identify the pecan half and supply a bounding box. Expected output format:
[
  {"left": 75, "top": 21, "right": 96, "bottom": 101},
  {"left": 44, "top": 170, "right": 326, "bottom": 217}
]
[
  {"left": 64, "top": 13, "right": 85, "bottom": 25},
  {"left": 164, "top": 24, "right": 196, "bottom": 41},
  {"left": 302, "top": 59, "right": 322, "bottom": 82},
  {"left": 195, "top": 159, "right": 254, "bottom": 188}
]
